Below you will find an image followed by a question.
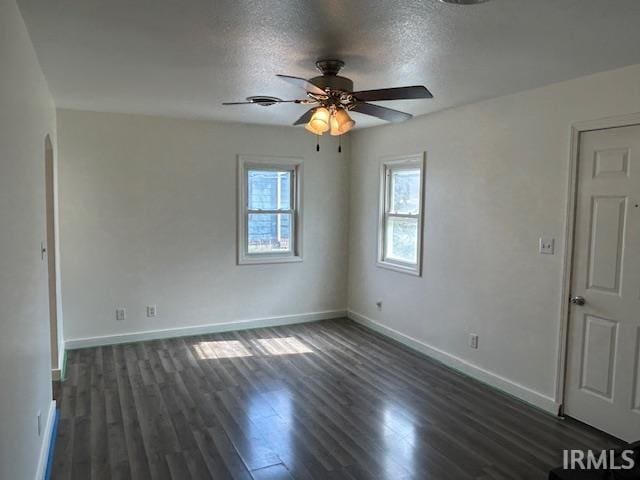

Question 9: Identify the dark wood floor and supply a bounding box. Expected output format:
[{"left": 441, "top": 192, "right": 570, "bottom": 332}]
[{"left": 52, "top": 318, "right": 621, "bottom": 480}]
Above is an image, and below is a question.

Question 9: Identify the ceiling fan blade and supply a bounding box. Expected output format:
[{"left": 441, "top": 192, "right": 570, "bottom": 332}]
[
  {"left": 352, "top": 86, "right": 433, "bottom": 102},
  {"left": 276, "top": 75, "right": 326, "bottom": 96},
  {"left": 351, "top": 103, "right": 412, "bottom": 122},
  {"left": 222, "top": 99, "right": 305, "bottom": 106},
  {"left": 292, "top": 108, "right": 315, "bottom": 126}
]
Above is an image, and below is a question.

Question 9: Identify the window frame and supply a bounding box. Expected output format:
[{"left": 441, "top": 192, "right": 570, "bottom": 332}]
[
  {"left": 237, "top": 155, "right": 303, "bottom": 265},
  {"left": 377, "top": 153, "right": 425, "bottom": 276}
]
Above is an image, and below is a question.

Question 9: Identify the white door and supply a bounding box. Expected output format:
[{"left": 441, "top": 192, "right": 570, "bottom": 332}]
[{"left": 564, "top": 124, "right": 640, "bottom": 442}]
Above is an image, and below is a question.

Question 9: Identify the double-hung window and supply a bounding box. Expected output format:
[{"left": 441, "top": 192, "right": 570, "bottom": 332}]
[
  {"left": 377, "top": 153, "right": 425, "bottom": 276},
  {"left": 238, "top": 156, "right": 303, "bottom": 264}
]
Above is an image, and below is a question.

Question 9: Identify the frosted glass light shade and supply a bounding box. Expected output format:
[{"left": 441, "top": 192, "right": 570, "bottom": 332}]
[
  {"left": 305, "top": 107, "right": 330, "bottom": 134},
  {"left": 332, "top": 108, "right": 355, "bottom": 135},
  {"left": 329, "top": 114, "right": 340, "bottom": 136}
]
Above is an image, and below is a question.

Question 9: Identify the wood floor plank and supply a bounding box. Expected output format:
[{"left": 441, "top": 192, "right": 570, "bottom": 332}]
[
  {"left": 113, "top": 344, "right": 152, "bottom": 479},
  {"left": 193, "top": 428, "right": 246, "bottom": 480},
  {"left": 89, "top": 385, "right": 109, "bottom": 479},
  {"left": 51, "top": 417, "right": 74, "bottom": 480},
  {"left": 71, "top": 415, "right": 91, "bottom": 480},
  {"left": 103, "top": 347, "right": 131, "bottom": 479},
  {"left": 207, "top": 390, "right": 282, "bottom": 471},
  {"left": 183, "top": 448, "right": 212, "bottom": 479},
  {"left": 251, "top": 463, "right": 295, "bottom": 480},
  {"left": 53, "top": 318, "right": 623, "bottom": 480},
  {"left": 165, "top": 451, "right": 192, "bottom": 480}
]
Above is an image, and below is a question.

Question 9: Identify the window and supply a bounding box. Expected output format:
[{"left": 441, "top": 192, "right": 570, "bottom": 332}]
[
  {"left": 377, "top": 153, "right": 425, "bottom": 275},
  {"left": 238, "top": 156, "right": 303, "bottom": 264}
]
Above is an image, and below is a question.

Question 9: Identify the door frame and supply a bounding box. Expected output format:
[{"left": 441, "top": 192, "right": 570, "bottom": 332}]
[
  {"left": 556, "top": 112, "right": 640, "bottom": 414},
  {"left": 44, "top": 134, "right": 63, "bottom": 381}
]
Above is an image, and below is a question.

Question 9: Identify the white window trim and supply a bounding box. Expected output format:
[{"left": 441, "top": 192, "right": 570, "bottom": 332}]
[
  {"left": 377, "top": 152, "right": 426, "bottom": 276},
  {"left": 237, "top": 155, "right": 303, "bottom": 265}
]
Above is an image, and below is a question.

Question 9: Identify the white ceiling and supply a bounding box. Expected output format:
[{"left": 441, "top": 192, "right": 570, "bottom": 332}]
[{"left": 17, "top": 0, "right": 640, "bottom": 128}]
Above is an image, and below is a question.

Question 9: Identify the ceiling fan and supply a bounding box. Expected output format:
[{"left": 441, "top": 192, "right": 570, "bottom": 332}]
[{"left": 222, "top": 59, "right": 433, "bottom": 137}]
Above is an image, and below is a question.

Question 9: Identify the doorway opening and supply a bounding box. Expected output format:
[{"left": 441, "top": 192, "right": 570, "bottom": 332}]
[{"left": 44, "top": 134, "right": 60, "bottom": 381}]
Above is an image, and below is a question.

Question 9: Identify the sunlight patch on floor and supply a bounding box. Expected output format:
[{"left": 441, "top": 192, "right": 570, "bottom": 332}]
[
  {"left": 194, "top": 340, "right": 252, "bottom": 359},
  {"left": 256, "top": 337, "right": 314, "bottom": 355},
  {"left": 194, "top": 336, "right": 313, "bottom": 359}
]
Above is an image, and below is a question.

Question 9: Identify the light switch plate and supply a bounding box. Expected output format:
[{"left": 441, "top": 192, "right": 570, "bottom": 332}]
[{"left": 539, "top": 237, "right": 555, "bottom": 255}]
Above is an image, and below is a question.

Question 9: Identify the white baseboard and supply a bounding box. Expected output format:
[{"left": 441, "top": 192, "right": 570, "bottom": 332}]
[
  {"left": 34, "top": 400, "right": 56, "bottom": 480},
  {"left": 65, "top": 309, "right": 347, "bottom": 350},
  {"left": 347, "top": 309, "right": 560, "bottom": 415}
]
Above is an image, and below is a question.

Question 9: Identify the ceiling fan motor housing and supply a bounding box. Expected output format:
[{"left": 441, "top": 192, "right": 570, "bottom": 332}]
[
  {"left": 316, "top": 59, "right": 344, "bottom": 75},
  {"left": 311, "top": 59, "right": 353, "bottom": 93},
  {"left": 309, "top": 75, "right": 354, "bottom": 93}
]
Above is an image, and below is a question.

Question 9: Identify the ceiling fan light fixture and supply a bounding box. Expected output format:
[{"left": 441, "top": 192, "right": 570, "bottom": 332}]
[
  {"left": 304, "top": 121, "right": 324, "bottom": 135},
  {"left": 329, "top": 115, "right": 340, "bottom": 136},
  {"left": 336, "top": 109, "right": 355, "bottom": 134},
  {"left": 330, "top": 109, "right": 355, "bottom": 136},
  {"left": 305, "top": 107, "right": 330, "bottom": 135}
]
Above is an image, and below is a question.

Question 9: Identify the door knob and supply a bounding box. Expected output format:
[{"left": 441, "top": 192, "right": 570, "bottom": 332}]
[{"left": 570, "top": 296, "right": 585, "bottom": 306}]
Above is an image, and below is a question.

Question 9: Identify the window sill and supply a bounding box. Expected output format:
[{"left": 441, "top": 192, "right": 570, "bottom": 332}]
[
  {"left": 376, "top": 260, "right": 421, "bottom": 277},
  {"left": 238, "top": 255, "right": 303, "bottom": 266}
]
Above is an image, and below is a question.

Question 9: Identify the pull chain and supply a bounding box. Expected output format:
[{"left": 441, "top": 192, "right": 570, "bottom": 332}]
[
  {"left": 338, "top": 135, "right": 342, "bottom": 153},
  {"left": 316, "top": 135, "right": 320, "bottom": 152}
]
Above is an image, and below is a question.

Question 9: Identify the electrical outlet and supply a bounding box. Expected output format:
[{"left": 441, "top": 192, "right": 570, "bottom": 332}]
[
  {"left": 539, "top": 237, "right": 555, "bottom": 255},
  {"left": 375, "top": 301, "right": 383, "bottom": 311},
  {"left": 146, "top": 305, "right": 157, "bottom": 318},
  {"left": 116, "top": 308, "right": 126, "bottom": 321},
  {"left": 469, "top": 334, "right": 479, "bottom": 349},
  {"left": 37, "top": 411, "right": 42, "bottom": 436}
]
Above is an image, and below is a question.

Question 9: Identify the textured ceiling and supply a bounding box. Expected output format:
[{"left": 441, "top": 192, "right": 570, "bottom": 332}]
[{"left": 17, "top": 0, "right": 640, "bottom": 128}]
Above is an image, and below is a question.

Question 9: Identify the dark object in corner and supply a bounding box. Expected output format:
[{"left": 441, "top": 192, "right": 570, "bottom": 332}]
[{"left": 548, "top": 441, "right": 640, "bottom": 479}]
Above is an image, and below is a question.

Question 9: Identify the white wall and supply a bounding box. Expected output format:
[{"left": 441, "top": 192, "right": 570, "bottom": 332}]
[
  {"left": 57, "top": 110, "right": 349, "bottom": 344},
  {"left": 0, "top": 0, "right": 58, "bottom": 478},
  {"left": 348, "top": 64, "right": 640, "bottom": 412}
]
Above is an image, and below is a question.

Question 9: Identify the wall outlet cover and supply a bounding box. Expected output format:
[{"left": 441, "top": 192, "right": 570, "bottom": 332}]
[
  {"left": 146, "top": 305, "right": 157, "bottom": 318},
  {"left": 469, "top": 333, "right": 479, "bottom": 349},
  {"left": 539, "top": 237, "right": 555, "bottom": 255},
  {"left": 116, "top": 308, "right": 126, "bottom": 321}
]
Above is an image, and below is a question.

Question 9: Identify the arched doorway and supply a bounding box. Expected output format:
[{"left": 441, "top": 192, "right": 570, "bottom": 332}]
[{"left": 44, "top": 134, "right": 59, "bottom": 376}]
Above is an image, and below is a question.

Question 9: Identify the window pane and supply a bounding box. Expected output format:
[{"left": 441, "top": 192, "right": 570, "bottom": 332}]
[
  {"left": 248, "top": 170, "right": 291, "bottom": 210},
  {"left": 390, "top": 168, "right": 420, "bottom": 214},
  {"left": 248, "top": 213, "right": 292, "bottom": 253},
  {"left": 385, "top": 216, "right": 418, "bottom": 264}
]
